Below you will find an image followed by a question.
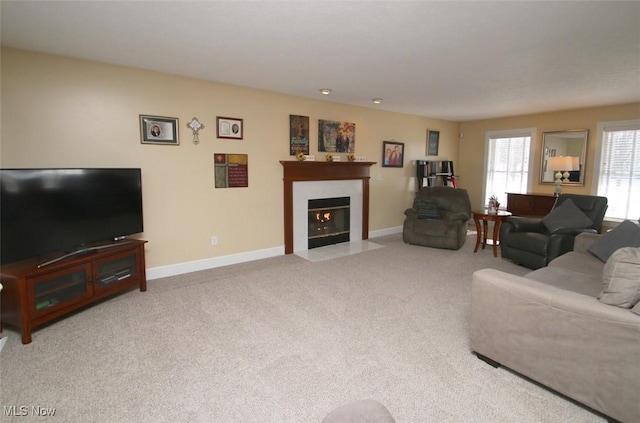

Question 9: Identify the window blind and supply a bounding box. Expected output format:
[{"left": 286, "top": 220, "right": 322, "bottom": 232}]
[
  {"left": 597, "top": 123, "right": 640, "bottom": 220},
  {"left": 485, "top": 134, "right": 531, "bottom": 206}
]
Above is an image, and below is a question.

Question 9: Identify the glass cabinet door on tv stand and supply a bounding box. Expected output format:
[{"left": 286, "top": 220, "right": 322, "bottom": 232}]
[
  {"left": 0, "top": 239, "right": 147, "bottom": 344},
  {"left": 29, "top": 264, "right": 94, "bottom": 317}
]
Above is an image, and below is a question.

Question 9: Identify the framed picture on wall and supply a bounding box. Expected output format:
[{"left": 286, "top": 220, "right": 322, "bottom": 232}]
[
  {"left": 427, "top": 129, "right": 439, "bottom": 156},
  {"left": 217, "top": 116, "right": 243, "bottom": 139},
  {"left": 318, "top": 119, "right": 355, "bottom": 153},
  {"left": 382, "top": 141, "right": 404, "bottom": 168},
  {"left": 289, "top": 115, "right": 310, "bottom": 155},
  {"left": 139, "top": 115, "right": 179, "bottom": 145}
]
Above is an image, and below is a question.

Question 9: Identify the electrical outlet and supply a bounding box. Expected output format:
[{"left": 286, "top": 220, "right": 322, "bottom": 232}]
[{"left": 211, "top": 236, "right": 218, "bottom": 245}]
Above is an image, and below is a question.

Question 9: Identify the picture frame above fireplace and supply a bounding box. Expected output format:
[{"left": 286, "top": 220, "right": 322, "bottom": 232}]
[{"left": 382, "top": 141, "right": 404, "bottom": 168}]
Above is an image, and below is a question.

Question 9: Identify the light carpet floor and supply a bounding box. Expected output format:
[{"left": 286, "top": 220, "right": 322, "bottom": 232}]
[{"left": 0, "top": 234, "right": 605, "bottom": 422}]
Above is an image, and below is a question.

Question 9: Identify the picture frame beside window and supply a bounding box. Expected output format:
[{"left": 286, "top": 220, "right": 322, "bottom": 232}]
[
  {"left": 216, "top": 116, "right": 243, "bottom": 139},
  {"left": 427, "top": 129, "right": 439, "bottom": 156},
  {"left": 139, "top": 115, "right": 179, "bottom": 145},
  {"left": 382, "top": 141, "right": 404, "bottom": 168}
]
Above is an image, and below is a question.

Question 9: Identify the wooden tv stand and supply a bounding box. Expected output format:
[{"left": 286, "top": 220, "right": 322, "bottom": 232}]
[{"left": 0, "top": 239, "right": 147, "bottom": 344}]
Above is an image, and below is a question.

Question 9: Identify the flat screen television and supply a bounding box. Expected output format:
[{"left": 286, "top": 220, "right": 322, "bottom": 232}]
[{"left": 1, "top": 168, "right": 144, "bottom": 266}]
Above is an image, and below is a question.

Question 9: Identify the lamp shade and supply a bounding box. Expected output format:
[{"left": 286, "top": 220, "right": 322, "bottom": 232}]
[
  {"left": 571, "top": 156, "right": 580, "bottom": 170},
  {"left": 547, "top": 156, "right": 576, "bottom": 171}
]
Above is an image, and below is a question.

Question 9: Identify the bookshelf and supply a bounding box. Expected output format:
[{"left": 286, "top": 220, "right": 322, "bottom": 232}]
[{"left": 416, "top": 160, "right": 456, "bottom": 189}]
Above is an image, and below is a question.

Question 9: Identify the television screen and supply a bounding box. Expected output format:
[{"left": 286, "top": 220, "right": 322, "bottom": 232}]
[{"left": 1, "top": 168, "right": 144, "bottom": 265}]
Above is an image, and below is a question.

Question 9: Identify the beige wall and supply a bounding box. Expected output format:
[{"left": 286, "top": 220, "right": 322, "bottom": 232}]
[
  {"left": 1, "top": 48, "right": 459, "bottom": 269},
  {"left": 459, "top": 103, "right": 640, "bottom": 209}
]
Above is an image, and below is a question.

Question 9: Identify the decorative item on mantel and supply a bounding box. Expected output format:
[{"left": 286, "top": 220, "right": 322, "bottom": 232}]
[
  {"left": 186, "top": 117, "right": 204, "bottom": 145},
  {"left": 488, "top": 195, "right": 500, "bottom": 213},
  {"left": 325, "top": 153, "right": 334, "bottom": 162},
  {"left": 296, "top": 152, "right": 305, "bottom": 161},
  {"left": 347, "top": 153, "right": 355, "bottom": 162}
]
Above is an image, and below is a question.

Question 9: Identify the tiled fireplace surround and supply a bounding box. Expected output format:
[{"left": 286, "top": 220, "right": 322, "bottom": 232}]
[{"left": 280, "top": 161, "right": 376, "bottom": 254}]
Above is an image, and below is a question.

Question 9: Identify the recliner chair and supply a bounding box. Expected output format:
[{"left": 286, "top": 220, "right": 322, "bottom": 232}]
[
  {"left": 403, "top": 186, "right": 471, "bottom": 250},
  {"left": 500, "top": 193, "right": 607, "bottom": 269}
]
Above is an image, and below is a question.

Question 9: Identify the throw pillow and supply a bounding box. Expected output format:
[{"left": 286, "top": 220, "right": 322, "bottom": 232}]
[
  {"left": 587, "top": 220, "right": 640, "bottom": 262},
  {"left": 415, "top": 199, "right": 441, "bottom": 219},
  {"left": 599, "top": 247, "right": 640, "bottom": 308},
  {"left": 542, "top": 198, "right": 593, "bottom": 233}
]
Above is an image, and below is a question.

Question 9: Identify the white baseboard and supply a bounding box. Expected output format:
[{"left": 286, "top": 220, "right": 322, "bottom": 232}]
[
  {"left": 146, "top": 226, "right": 403, "bottom": 280},
  {"left": 146, "top": 246, "right": 284, "bottom": 280},
  {"left": 369, "top": 225, "right": 403, "bottom": 238}
]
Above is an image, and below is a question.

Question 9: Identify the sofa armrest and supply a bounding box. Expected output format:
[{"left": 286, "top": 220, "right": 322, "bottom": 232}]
[
  {"left": 404, "top": 208, "right": 417, "bottom": 218},
  {"left": 549, "top": 227, "right": 596, "bottom": 235},
  {"left": 572, "top": 232, "right": 601, "bottom": 254},
  {"left": 503, "top": 216, "right": 546, "bottom": 233},
  {"left": 470, "top": 269, "right": 640, "bottom": 423}
]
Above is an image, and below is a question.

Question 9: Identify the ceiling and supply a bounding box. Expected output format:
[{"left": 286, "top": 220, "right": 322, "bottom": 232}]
[{"left": 1, "top": 1, "right": 639, "bottom": 121}]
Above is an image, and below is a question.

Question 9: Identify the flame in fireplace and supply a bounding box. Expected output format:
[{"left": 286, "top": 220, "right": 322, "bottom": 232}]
[
  {"left": 316, "top": 212, "right": 332, "bottom": 223},
  {"left": 314, "top": 211, "right": 332, "bottom": 231}
]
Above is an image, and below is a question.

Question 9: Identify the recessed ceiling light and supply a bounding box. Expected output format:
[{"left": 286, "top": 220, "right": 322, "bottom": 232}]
[
  {"left": 372, "top": 98, "right": 383, "bottom": 104},
  {"left": 319, "top": 88, "right": 332, "bottom": 95}
]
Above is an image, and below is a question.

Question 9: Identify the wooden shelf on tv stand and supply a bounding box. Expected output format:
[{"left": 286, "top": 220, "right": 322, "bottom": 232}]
[{"left": 0, "top": 239, "right": 147, "bottom": 344}]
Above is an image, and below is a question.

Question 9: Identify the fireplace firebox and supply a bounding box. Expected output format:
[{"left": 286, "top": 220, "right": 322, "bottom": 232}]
[{"left": 308, "top": 197, "right": 350, "bottom": 249}]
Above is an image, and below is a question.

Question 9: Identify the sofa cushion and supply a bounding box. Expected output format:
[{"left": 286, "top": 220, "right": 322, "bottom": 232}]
[
  {"left": 632, "top": 301, "right": 640, "bottom": 316},
  {"left": 526, "top": 266, "right": 603, "bottom": 298},
  {"left": 599, "top": 247, "right": 640, "bottom": 308},
  {"left": 415, "top": 199, "right": 441, "bottom": 219},
  {"left": 587, "top": 220, "right": 640, "bottom": 262},
  {"left": 412, "top": 218, "right": 450, "bottom": 236},
  {"left": 542, "top": 198, "right": 593, "bottom": 233},
  {"left": 548, "top": 250, "right": 605, "bottom": 277}
]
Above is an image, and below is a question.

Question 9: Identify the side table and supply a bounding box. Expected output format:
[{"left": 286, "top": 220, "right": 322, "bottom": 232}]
[{"left": 472, "top": 209, "right": 512, "bottom": 257}]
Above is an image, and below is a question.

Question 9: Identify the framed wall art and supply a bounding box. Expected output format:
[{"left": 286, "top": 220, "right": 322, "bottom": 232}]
[
  {"left": 139, "top": 115, "right": 179, "bottom": 145},
  {"left": 427, "top": 129, "right": 440, "bottom": 156},
  {"left": 217, "top": 116, "right": 243, "bottom": 139},
  {"left": 318, "top": 119, "right": 355, "bottom": 153},
  {"left": 214, "top": 153, "right": 248, "bottom": 188},
  {"left": 289, "top": 115, "right": 310, "bottom": 155},
  {"left": 382, "top": 141, "right": 404, "bottom": 168}
]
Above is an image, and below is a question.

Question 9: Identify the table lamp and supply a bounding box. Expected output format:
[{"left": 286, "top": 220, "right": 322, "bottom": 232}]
[{"left": 547, "top": 156, "right": 577, "bottom": 196}]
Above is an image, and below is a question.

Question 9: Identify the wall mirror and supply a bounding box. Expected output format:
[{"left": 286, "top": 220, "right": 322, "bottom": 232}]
[{"left": 540, "top": 129, "right": 588, "bottom": 186}]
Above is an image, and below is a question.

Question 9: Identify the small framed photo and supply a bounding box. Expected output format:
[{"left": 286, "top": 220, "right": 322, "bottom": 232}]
[
  {"left": 382, "top": 141, "right": 404, "bottom": 168},
  {"left": 427, "top": 129, "right": 439, "bottom": 156},
  {"left": 217, "top": 116, "right": 243, "bottom": 139},
  {"left": 139, "top": 115, "right": 179, "bottom": 145}
]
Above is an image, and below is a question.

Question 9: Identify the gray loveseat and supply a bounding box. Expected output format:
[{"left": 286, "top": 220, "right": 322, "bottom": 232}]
[{"left": 470, "top": 232, "right": 640, "bottom": 423}]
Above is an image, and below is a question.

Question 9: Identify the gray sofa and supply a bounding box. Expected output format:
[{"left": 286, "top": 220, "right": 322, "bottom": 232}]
[{"left": 470, "top": 232, "right": 640, "bottom": 423}]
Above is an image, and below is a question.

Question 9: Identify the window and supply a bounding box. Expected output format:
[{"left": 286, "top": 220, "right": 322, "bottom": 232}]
[
  {"left": 595, "top": 120, "right": 640, "bottom": 221},
  {"left": 484, "top": 129, "right": 535, "bottom": 207}
]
